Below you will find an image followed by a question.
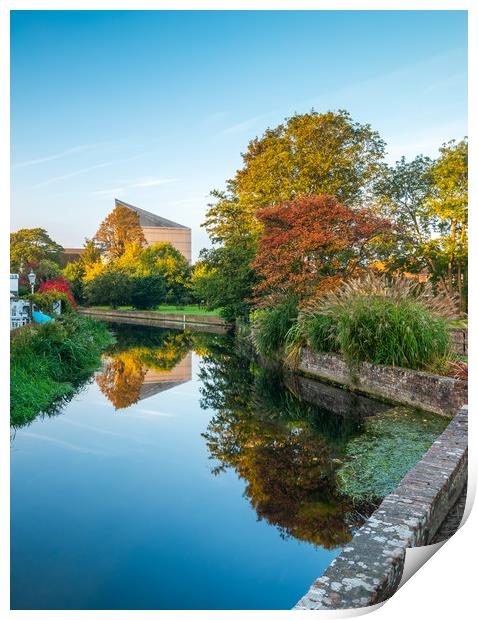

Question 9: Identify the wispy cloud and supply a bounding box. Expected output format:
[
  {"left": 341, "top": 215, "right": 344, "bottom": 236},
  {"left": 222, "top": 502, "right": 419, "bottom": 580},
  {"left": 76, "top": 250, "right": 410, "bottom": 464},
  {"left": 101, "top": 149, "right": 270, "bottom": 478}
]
[
  {"left": 12, "top": 143, "right": 102, "bottom": 170},
  {"left": 201, "top": 111, "right": 229, "bottom": 126},
  {"left": 33, "top": 152, "right": 155, "bottom": 188},
  {"left": 220, "top": 113, "right": 268, "bottom": 136},
  {"left": 93, "top": 177, "right": 178, "bottom": 197},
  {"left": 19, "top": 431, "right": 106, "bottom": 456}
]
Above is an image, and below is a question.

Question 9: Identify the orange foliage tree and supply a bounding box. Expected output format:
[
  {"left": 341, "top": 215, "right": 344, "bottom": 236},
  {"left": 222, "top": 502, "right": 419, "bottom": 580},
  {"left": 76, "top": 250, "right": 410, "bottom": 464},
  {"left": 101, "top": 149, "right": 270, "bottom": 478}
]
[{"left": 253, "top": 194, "right": 392, "bottom": 301}]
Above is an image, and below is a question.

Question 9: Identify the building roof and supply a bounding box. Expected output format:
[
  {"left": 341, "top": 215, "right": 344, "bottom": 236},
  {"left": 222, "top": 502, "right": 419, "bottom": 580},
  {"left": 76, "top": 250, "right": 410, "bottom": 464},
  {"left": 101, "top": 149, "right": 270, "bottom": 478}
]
[
  {"left": 62, "top": 248, "right": 84, "bottom": 254},
  {"left": 115, "top": 198, "right": 189, "bottom": 230}
]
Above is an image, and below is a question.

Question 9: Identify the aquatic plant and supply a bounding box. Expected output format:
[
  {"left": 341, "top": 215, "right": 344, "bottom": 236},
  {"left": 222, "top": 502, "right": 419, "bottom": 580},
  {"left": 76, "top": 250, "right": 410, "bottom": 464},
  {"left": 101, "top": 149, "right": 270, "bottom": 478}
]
[{"left": 336, "top": 407, "right": 448, "bottom": 504}]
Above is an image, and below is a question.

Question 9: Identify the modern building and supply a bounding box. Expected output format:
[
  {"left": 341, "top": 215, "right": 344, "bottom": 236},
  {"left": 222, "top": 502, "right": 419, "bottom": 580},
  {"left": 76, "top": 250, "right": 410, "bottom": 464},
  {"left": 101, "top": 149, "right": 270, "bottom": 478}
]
[
  {"left": 59, "top": 199, "right": 192, "bottom": 265},
  {"left": 115, "top": 198, "right": 192, "bottom": 263}
]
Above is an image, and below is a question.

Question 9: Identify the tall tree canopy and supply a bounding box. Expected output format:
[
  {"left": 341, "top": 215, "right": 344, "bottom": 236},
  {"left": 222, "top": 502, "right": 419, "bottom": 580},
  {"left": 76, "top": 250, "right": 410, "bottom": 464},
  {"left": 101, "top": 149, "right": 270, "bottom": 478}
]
[
  {"left": 253, "top": 195, "right": 392, "bottom": 301},
  {"left": 376, "top": 139, "right": 468, "bottom": 309},
  {"left": 426, "top": 138, "right": 468, "bottom": 306},
  {"left": 10, "top": 228, "right": 63, "bottom": 273},
  {"left": 94, "top": 205, "right": 145, "bottom": 259},
  {"left": 204, "top": 110, "right": 386, "bottom": 245}
]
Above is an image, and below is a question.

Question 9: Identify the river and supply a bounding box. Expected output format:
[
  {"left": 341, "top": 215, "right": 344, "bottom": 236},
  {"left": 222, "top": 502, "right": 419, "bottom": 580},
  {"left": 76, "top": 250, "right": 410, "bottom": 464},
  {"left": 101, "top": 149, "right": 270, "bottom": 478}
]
[{"left": 10, "top": 321, "right": 448, "bottom": 610}]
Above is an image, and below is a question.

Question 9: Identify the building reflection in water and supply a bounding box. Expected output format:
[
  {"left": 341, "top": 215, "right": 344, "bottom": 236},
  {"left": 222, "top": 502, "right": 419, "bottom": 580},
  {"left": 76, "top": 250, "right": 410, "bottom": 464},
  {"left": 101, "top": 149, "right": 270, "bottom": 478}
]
[{"left": 96, "top": 325, "right": 193, "bottom": 410}]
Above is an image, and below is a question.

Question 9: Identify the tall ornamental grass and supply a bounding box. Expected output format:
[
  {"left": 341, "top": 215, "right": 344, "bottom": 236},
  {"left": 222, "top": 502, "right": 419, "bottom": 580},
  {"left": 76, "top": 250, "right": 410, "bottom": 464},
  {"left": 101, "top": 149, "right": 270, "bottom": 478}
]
[{"left": 285, "top": 274, "right": 456, "bottom": 371}]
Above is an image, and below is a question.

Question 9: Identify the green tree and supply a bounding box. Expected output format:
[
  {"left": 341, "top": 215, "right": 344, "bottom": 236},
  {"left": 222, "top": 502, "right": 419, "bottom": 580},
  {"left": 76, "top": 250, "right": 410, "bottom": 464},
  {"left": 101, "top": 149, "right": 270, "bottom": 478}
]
[
  {"left": 94, "top": 205, "right": 145, "bottom": 259},
  {"left": 191, "top": 242, "right": 258, "bottom": 321},
  {"left": 130, "top": 275, "right": 167, "bottom": 310},
  {"left": 36, "top": 258, "right": 62, "bottom": 282},
  {"left": 84, "top": 268, "right": 133, "bottom": 308},
  {"left": 374, "top": 155, "right": 436, "bottom": 274},
  {"left": 139, "top": 242, "right": 192, "bottom": 304},
  {"left": 63, "top": 260, "right": 86, "bottom": 304},
  {"left": 426, "top": 139, "right": 468, "bottom": 309},
  {"left": 10, "top": 228, "right": 63, "bottom": 273},
  {"left": 81, "top": 237, "right": 102, "bottom": 265},
  {"left": 204, "top": 110, "right": 386, "bottom": 245}
]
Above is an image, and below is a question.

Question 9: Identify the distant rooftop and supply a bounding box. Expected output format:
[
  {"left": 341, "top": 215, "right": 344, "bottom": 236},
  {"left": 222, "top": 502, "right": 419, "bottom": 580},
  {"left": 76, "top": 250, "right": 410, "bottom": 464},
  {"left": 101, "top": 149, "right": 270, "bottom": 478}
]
[
  {"left": 115, "top": 198, "right": 189, "bottom": 230},
  {"left": 62, "top": 248, "right": 84, "bottom": 254}
]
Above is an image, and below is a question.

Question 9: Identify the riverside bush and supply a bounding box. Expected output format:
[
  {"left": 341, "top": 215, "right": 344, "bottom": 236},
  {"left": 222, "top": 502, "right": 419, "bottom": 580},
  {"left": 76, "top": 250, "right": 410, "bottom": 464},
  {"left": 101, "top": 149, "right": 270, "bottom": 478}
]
[
  {"left": 10, "top": 314, "right": 114, "bottom": 426},
  {"left": 251, "top": 297, "right": 298, "bottom": 357},
  {"left": 284, "top": 275, "right": 454, "bottom": 371},
  {"left": 336, "top": 297, "right": 450, "bottom": 369}
]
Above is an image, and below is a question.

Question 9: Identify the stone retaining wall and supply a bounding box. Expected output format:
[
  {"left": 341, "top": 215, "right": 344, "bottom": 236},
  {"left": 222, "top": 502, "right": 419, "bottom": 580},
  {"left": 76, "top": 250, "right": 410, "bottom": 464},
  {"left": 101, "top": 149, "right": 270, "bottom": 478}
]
[
  {"left": 450, "top": 328, "right": 468, "bottom": 356},
  {"left": 78, "top": 307, "right": 228, "bottom": 328},
  {"left": 295, "top": 406, "right": 468, "bottom": 610},
  {"left": 298, "top": 349, "right": 467, "bottom": 417}
]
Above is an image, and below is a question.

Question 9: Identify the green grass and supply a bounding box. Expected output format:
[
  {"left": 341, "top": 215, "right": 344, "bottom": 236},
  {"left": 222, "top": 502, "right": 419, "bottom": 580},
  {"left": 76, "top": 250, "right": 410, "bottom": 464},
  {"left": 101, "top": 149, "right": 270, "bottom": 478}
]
[
  {"left": 10, "top": 315, "right": 114, "bottom": 427},
  {"left": 90, "top": 304, "right": 222, "bottom": 316}
]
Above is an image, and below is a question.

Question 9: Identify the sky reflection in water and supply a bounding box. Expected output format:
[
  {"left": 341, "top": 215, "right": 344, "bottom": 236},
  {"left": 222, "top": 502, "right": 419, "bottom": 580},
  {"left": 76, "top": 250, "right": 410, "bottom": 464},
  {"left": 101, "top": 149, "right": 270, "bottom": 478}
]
[{"left": 10, "top": 323, "right": 447, "bottom": 610}]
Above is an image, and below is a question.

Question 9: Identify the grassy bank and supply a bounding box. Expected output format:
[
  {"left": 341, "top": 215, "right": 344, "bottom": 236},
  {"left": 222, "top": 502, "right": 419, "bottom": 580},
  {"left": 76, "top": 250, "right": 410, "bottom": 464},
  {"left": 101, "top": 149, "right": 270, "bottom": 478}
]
[
  {"left": 90, "top": 304, "right": 222, "bottom": 316},
  {"left": 11, "top": 315, "right": 114, "bottom": 427}
]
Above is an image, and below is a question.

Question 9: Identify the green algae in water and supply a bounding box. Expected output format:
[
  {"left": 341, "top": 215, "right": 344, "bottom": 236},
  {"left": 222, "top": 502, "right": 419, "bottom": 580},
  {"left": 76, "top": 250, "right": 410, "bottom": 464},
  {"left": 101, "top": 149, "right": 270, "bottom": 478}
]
[{"left": 336, "top": 407, "right": 449, "bottom": 504}]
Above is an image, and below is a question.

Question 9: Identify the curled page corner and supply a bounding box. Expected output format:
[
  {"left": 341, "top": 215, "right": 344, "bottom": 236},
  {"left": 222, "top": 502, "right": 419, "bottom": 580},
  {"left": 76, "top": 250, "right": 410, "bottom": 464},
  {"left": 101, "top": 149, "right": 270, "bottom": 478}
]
[{"left": 398, "top": 475, "right": 471, "bottom": 591}]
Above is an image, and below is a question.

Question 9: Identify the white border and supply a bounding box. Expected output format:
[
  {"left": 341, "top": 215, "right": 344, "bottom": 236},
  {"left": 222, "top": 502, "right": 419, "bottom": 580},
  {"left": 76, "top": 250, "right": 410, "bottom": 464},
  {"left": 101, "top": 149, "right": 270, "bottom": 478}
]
[{"left": 1, "top": 2, "right": 475, "bottom": 619}]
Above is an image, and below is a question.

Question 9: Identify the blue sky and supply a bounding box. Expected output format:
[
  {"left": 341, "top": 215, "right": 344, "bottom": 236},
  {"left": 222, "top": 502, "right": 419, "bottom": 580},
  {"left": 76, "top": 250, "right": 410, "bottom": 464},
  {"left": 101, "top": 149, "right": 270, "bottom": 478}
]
[{"left": 11, "top": 10, "right": 467, "bottom": 259}]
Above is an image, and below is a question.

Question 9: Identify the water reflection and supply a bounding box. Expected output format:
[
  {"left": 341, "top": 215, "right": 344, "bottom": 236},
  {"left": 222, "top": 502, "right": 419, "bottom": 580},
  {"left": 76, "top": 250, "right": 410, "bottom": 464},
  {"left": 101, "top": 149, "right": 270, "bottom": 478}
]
[
  {"left": 198, "top": 338, "right": 370, "bottom": 548},
  {"left": 96, "top": 327, "right": 194, "bottom": 410}
]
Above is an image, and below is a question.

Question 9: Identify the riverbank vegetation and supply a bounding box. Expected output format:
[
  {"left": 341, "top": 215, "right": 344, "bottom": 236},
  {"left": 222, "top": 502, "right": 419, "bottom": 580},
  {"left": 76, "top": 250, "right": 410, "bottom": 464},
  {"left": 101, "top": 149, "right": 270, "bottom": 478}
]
[
  {"left": 277, "top": 275, "right": 456, "bottom": 372},
  {"left": 10, "top": 315, "right": 114, "bottom": 426},
  {"left": 192, "top": 110, "right": 467, "bottom": 321}
]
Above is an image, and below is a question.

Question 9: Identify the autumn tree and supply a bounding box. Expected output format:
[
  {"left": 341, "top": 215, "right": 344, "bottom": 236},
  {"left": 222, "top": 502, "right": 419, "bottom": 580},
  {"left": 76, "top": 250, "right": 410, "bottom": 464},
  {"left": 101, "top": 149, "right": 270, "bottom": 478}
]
[
  {"left": 200, "top": 110, "right": 386, "bottom": 318},
  {"left": 204, "top": 110, "right": 385, "bottom": 246},
  {"left": 253, "top": 194, "right": 392, "bottom": 301},
  {"left": 10, "top": 228, "right": 63, "bottom": 273},
  {"left": 94, "top": 205, "right": 145, "bottom": 260}
]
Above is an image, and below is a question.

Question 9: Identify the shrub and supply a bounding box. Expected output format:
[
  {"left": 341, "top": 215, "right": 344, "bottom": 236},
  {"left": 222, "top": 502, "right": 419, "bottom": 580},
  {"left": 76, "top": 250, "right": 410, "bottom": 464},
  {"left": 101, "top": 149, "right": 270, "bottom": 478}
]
[
  {"left": 130, "top": 275, "right": 167, "bottom": 310},
  {"left": 84, "top": 269, "right": 133, "bottom": 308},
  {"left": 336, "top": 297, "right": 450, "bottom": 369},
  {"left": 251, "top": 296, "right": 298, "bottom": 356},
  {"left": 38, "top": 276, "right": 77, "bottom": 309},
  {"left": 287, "top": 274, "right": 454, "bottom": 370},
  {"left": 29, "top": 291, "right": 75, "bottom": 314}
]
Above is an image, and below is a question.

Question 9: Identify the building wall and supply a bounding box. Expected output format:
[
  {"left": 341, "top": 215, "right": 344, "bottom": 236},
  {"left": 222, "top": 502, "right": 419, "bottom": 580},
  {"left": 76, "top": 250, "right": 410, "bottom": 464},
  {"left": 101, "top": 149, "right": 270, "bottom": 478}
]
[{"left": 141, "top": 227, "right": 192, "bottom": 262}]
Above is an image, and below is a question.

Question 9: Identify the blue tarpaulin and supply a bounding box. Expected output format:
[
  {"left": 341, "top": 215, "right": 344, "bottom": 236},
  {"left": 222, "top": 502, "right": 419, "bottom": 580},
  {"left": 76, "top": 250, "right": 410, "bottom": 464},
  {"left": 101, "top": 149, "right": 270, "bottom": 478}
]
[{"left": 32, "top": 310, "right": 54, "bottom": 323}]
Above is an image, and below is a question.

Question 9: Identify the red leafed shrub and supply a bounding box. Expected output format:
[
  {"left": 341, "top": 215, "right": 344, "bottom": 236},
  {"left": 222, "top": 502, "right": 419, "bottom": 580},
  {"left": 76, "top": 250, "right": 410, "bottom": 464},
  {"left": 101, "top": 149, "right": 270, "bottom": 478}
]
[
  {"left": 38, "top": 277, "right": 77, "bottom": 310},
  {"left": 253, "top": 194, "right": 392, "bottom": 301}
]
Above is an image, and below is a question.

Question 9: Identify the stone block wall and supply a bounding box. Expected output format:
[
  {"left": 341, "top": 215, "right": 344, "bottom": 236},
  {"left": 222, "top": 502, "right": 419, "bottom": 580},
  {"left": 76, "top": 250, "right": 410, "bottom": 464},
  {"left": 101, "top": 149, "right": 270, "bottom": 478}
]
[
  {"left": 449, "top": 328, "right": 468, "bottom": 356},
  {"left": 298, "top": 349, "right": 467, "bottom": 417}
]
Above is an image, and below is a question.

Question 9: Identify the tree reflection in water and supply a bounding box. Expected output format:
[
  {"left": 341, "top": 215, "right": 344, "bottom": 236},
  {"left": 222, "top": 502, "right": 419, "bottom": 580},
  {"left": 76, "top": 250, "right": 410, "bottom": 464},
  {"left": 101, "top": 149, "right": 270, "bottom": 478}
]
[
  {"left": 96, "top": 325, "right": 195, "bottom": 410},
  {"left": 198, "top": 336, "right": 370, "bottom": 549}
]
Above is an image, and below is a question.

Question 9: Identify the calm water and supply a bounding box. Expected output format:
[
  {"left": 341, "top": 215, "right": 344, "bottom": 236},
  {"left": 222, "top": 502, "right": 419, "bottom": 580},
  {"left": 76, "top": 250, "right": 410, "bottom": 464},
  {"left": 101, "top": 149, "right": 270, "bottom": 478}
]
[{"left": 11, "top": 323, "right": 447, "bottom": 610}]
